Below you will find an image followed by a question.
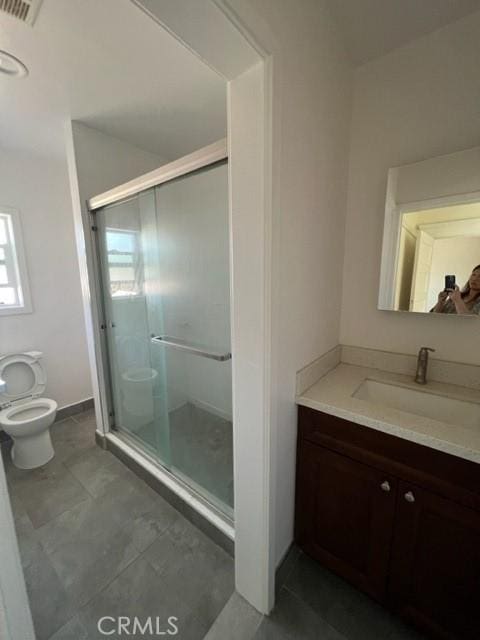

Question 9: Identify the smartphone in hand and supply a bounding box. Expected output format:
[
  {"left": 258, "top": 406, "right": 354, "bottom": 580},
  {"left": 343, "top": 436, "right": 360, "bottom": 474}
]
[{"left": 445, "top": 274, "right": 456, "bottom": 290}]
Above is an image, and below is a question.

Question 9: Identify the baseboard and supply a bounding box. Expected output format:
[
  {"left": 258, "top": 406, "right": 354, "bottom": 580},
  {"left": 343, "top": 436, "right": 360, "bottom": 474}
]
[
  {"left": 55, "top": 397, "right": 94, "bottom": 422},
  {"left": 95, "top": 430, "right": 107, "bottom": 449},
  {"left": 189, "top": 397, "right": 232, "bottom": 422}
]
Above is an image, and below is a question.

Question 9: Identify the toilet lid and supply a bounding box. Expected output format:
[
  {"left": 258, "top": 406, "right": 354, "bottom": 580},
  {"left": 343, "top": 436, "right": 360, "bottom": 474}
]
[{"left": 0, "top": 351, "right": 46, "bottom": 406}]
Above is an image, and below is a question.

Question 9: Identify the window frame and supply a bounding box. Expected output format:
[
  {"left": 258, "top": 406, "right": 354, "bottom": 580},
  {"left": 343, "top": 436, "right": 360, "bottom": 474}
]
[{"left": 0, "top": 206, "right": 32, "bottom": 316}]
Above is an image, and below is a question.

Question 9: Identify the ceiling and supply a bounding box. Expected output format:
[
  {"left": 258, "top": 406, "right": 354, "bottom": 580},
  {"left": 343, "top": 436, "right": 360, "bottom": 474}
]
[
  {"left": 0, "top": 0, "right": 226, "bottom": 159},
  {"left": 326, "top": 0, "right": 480, "bottom": 66}
]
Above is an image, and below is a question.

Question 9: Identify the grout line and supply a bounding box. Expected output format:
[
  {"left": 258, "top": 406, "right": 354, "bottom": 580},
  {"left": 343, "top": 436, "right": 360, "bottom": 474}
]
[{"left": 71, "top": 548, "right": 143, "bottom": 619}]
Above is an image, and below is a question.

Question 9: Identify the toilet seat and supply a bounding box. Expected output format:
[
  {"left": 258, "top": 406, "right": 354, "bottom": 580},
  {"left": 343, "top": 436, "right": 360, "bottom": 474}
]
[
  {"left": 0, "top": 398, "right": 57, "bottom": 427},
  {"left": 0, "top": 351, "right": 57, "bottom": 469},
  {"left": 0, "top": 351, "right": 46, "bottom": 409}
]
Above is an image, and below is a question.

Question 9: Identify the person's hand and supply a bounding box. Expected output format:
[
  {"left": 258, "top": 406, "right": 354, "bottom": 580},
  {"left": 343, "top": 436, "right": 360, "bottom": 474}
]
[
  {"left": 447, "top": 285, "right": 462, "bottom": 303},
  {"left": 437, "top": 290, "right": 449, "bottom": 304}
]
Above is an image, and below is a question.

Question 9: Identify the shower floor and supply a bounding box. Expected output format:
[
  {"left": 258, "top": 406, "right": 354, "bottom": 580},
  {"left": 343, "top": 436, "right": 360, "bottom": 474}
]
[{"left": 134, "top": 402, "right": 234, "bottom": 514}]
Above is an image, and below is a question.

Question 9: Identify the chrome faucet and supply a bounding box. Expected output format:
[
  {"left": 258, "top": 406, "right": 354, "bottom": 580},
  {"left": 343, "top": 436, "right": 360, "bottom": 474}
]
[{"left": 415, "top": 347, "right": 435, "bottom": 385}]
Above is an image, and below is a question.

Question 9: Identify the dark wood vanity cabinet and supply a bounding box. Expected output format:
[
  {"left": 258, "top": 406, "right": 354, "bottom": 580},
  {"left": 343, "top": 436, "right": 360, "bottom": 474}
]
[
  {"left": 295, "top": 406, "right": 480, "bottom": 640},
  {"left": 389, "top": 481, "right": 480, "bottom": 639},
  {"left": 296, "top": 442, "right": 398, "bottom": 602}
]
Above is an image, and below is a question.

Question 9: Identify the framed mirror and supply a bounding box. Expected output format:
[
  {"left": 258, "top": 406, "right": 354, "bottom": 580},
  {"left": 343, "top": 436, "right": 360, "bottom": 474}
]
[{"left": 378, "top": 146, "right": 480, "bottom": 316}]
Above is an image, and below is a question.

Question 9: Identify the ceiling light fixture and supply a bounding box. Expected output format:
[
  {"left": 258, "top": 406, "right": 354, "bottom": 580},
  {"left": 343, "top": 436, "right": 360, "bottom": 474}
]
[{"left": 0, "top": 50, "right": 28, "bottom": 77}]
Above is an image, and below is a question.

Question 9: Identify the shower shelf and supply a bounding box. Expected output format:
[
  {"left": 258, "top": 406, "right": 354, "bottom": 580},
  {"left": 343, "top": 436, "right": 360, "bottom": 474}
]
[{"left": 151, "top": 335, "right": 232, "bottom": 362}]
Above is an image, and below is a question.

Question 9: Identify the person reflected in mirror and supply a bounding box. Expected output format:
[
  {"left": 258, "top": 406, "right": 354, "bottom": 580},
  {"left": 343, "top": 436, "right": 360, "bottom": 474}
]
[{"left": 431, "top": 265, "right": 480, "bottom": 314}]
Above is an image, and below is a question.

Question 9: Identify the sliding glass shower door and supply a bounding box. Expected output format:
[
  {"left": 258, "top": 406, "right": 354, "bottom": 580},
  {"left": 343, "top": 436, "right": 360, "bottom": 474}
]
[{"left": 95, "top": 160, "right": 233, "bottom": 516}]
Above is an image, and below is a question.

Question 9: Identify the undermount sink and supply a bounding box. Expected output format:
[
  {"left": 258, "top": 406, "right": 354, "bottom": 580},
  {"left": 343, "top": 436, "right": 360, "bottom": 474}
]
[{"left": 353, "top": 379, "right": 480, "bottom": 429}]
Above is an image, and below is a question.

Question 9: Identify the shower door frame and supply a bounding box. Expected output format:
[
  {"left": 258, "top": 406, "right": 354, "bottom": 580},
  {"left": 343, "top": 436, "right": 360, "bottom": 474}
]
[
  {"left": 88, "top": 138, "right": 227, "bottom": 210},
  {"left": 67, "top": 6, "right": 275, "bottom": 616},
  {"left": 86, "top": 139, "right": 233, "bottom": 527}
]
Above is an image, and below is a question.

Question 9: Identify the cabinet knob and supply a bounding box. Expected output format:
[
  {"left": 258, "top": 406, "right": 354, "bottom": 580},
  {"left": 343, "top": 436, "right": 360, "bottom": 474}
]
[
  {"left": 380, "top": 480, "right": 391, "bottom": 492},
  {"left": 404, "top": 491, "right": 415, "bottom": 503}
]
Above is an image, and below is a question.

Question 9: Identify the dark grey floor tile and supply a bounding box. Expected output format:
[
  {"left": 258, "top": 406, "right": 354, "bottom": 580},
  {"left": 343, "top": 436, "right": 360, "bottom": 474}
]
[
  {"left": 138, "top": 402, "right": 234, "bottom": 511},
  {"left": 276, "top": 544, "right": 301, "bottom": 593},
  {"left": 144, "top": 515, "right": 234, "bottom": 629},
  {"left": 169, "top": 402, "right": 234, "bottom": 509},
  {"left": 286, "top": 552, "right": 420, "bottom": 640},
  {"left": 36, "top": 494, "right": 122, "bottom": 556},
  {"left": 13, "top": 459, "right": 90, "bottom": 528},
  {"left": 67, "top": 446, "right": 155, "bottom": 513},
  {"left": 13, "top": 512, "right": 41, "bottom": 569},
  {"left": 124, "top": 496, "right": 180, "bottom": 553},
  {"left": 48, "top": 522, "right": 140, "bottom": 608},
  {"left": 1, "top": 441, "right": 48, "bottom": 488},
  {"left": 23, "top": 546, "right": 77, "bottom": 640},
  {"left": 254, "top": 588, "right": 346, "bottom": 640},
  {"left": 5, "top": 414, "right": 235, "bottom": 640},
  {"left": 64, "top": 445, "right": 119, "bottom": 486},
  {"left": 50, "top": 417, "right": 96, "bottom": 464},
  {"left": 204, "top": 592, "right": 263, "bottom": 640},
  {"left": 253, "top": 622, "right": 291, "bottom": 640},
  {"left": 97, "top": 474, "right": 159, "bottom": 523},
  {"left": 386, "top": 618, "right": 428, "bottom": 640},
  {"left": 49, "top": 615, "right": 91, "bottom": 640},
  {"left": 7, "top": 485, "right": 28, "bottom": 520},
  {"left": 285, "top": 551, "right": 355, "bottom": 619},
  {"left": 79, "top": 556, "right": 208, "bottom": 640}
]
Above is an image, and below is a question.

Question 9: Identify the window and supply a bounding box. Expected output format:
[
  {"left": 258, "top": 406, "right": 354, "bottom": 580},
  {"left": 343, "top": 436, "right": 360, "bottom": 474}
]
[
  {"left": 0, "top": 208, "right": 32, "bottom": 315},
  {"left": 106, "top": 228, "right": 143, "bottom": 298}
]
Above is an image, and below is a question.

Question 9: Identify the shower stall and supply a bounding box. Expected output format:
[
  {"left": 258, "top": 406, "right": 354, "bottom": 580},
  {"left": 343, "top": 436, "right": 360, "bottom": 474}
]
[{"left": 87, "top": 141, "right": 233, "bottom": 521}]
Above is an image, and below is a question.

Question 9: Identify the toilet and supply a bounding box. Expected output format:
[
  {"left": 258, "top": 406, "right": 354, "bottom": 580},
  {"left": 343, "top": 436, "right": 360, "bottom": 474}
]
[{"left": 0, "top": 351, "right": 57, "bottom": 469}]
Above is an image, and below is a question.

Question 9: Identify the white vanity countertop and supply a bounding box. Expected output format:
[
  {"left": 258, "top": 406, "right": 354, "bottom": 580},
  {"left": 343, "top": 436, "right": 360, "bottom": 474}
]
[{"left": 296, "top": 363, "right": 480, "bottom": 464}]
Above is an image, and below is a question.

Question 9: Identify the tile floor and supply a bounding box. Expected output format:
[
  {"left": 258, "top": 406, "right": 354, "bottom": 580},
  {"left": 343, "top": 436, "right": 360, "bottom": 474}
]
[
  {"left": 3, "top": 408, "right": 425, "bottom": 640},
  {"left": 2, "top": 409, "right": 234, "bottom": 640},
  {"left": 206, "top": 549, "right": 426, "bottom": 640}
]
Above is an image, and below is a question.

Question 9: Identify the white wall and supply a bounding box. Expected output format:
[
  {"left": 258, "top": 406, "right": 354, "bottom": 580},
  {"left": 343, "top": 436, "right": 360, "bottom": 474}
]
[
  {"left": 228, "top": 0, "right": 353, "bottom": 564},
  {"left": 0, "top": 149, "right": 91, "bottom": 408},
  {"left": 341, "top": 11, "right": 480, "bottom": 364},
  {"left": 66, "top": 122, "right": 167, "bottom": 426},
  {"left": 0, "top": 456, "right": 35, "bottom": 640},
  {"left": 70, "top": 122, "right": 167, "bottom": 200}
]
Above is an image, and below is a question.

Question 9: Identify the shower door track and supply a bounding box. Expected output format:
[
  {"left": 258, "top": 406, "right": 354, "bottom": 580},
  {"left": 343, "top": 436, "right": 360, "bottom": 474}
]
[
  {"left": 105, "top": 430, "right": 234, "bottom": 543},
  {"left": 88, "top": 138, "right": 227, "bottom": 210},
  {"left": 86, "top": 138, "right": 232, "bottom": 539}
]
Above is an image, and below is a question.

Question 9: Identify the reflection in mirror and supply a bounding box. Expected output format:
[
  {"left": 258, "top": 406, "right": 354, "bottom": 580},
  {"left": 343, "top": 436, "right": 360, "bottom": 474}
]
[
  {"left": 379, "top": 146, "right": 480, "bottom": 315},
  {"left": 395, "top": 202, "right": 480, "bottom": 314}
]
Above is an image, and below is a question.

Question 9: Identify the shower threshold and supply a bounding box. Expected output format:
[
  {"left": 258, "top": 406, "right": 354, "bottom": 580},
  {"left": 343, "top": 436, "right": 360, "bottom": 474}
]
[{"left": 103, "top": 428, "right": 235, "bottom": 555}]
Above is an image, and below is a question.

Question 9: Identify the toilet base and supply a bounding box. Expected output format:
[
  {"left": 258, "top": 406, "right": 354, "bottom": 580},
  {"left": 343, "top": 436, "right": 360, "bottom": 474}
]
[{"left": 11, "top": 430, "right": 55, "bottom": 469}]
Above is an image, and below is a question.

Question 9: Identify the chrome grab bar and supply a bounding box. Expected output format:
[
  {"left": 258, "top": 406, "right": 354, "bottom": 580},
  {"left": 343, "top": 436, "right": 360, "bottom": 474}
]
[{"left": 151, "top": 335, "right": 232, "bottom": 362}]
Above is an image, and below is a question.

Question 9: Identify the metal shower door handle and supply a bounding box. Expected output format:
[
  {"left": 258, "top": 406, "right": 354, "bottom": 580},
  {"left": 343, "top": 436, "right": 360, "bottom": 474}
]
[{"left": 151, "top": 335, "right": 232, "bottom": 362}]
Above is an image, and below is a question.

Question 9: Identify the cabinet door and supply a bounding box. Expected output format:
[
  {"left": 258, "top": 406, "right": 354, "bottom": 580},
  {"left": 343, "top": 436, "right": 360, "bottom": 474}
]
[
  {"left": 389, "top": 481, "right": 480, "bottom": 639},
  {"left": 295, "top": 441, "right": 397, "bottom": 602}
]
